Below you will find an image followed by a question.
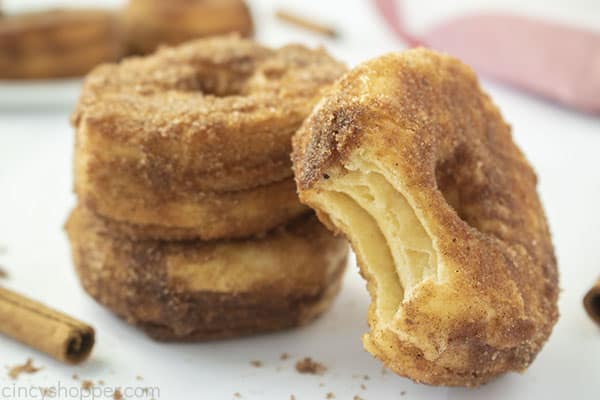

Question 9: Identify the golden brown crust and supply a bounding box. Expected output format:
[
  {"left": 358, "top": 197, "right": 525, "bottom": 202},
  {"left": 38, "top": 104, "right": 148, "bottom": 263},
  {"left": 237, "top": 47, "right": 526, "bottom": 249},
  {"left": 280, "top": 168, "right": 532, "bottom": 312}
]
[
  {"left": 66, "top": 206, "right": 348, "bottom": 341},
  {"left": 123, "top": 0, "right": 254, "bottom": 55},
  {"left": 72, "top": 36, "right": 345, "bottom": 239},
  {"left": 0, "top": 9, "right": 122, "bottom": 79},
  {"left": 292, "top": 49, "right": 559, "bottom": 386}
]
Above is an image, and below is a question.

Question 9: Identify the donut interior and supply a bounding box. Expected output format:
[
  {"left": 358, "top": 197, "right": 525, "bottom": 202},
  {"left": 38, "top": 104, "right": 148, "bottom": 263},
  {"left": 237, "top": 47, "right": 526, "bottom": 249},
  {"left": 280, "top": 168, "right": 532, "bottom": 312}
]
[{"left": 310, "top": 156, "right": 445, "bottom": 329}]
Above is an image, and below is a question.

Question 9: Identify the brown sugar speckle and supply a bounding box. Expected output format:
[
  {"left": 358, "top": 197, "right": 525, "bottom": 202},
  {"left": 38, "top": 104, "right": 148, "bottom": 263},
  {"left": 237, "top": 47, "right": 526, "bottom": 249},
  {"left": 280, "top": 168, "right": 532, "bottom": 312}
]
[
  {"left": 280, "top": 352, "right": 290, "bottom": 361},
  {"left": 234, "top": 393, "right": 241, "bottom": 398},
  {"left": 113, "top": 389, "right": 122, "bottom": 400},
  {"left": 250, "top": 360, "right": 263, "bottom": 368},
  {"left": 98, "top": 380, "right": 105, "bottom": 386},
  {"left": 326, "top": 392, "right": 335, "bottom": 399},
  {"left": 136, "top": 375, "right": 143, "bottom": 381},
  {"left": 363, "top": 374, "right": 370, "bottom": 380},
  {"left": 353, "top": 396, "right": 364, "bottom": 400},
  {"left": 8, "top": 358, "right": 41, "bottom": 380},
  {"left": 295, "top": 357, "right": 326, "bottom": 375},
  {"left": 81, "top": 380, "right": 94, "bottom": 390},
  {"left": 72, "top": 374, "right": 79, "bottom": 380},
  {"left": 360, "top": 383, "right": 366, "bottom": 390},
  {"left": 401, "top": 390, "right": 406, "bottom": 396}
]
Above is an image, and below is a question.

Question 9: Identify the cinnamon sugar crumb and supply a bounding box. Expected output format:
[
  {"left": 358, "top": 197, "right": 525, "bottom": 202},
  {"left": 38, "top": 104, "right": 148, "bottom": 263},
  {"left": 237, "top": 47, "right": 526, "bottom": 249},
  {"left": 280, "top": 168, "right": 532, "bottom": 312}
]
[
  {"left": 360, "top": 383, "right": 366, "bottom": 390},
  {"left": 250, "top": 360, "right": 263, "bottom": 368},
  {"left": 280, "top": 352, "right": 290, "bottom": 360},
  {"left": 113, "top": 389, "right": 122, "bottom": 400},
  {"left": 234, "top": 393, "right": 241, "bottom": 398},
  {"left": 353, "top": 396, "right": 364, "bottom": 400},
  {"left": 8, "top": 358, "right": 41, "bottom": 379},
  {"left": 72, "top": 374, "right": 79, "bottom": 380},
  {"left": 326, "top": 392, "right": 335, "bottom": 399},
  {"left": 295, "top": 357, "right": 326, "bottom": 375},
  {"left": 81, "top": 380, "right": 93, "bottom": 390}
]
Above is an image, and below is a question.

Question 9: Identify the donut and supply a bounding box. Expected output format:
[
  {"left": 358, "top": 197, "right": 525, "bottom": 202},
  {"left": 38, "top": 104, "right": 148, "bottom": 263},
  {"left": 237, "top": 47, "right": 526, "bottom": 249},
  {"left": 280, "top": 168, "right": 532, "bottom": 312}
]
[
  {"left": 72, "top": 35, "right": 346, "bottom": 240},
  {"left": 123, "top": 0, "right": 253, "bottom": 55},
  {"left": 292, "top": 49, "right": 559, "bottom": 386},
  {"left": 66, "top": 206, "right": 348, "bottom": 341},
  {"left": 0, "top": 9, "right": 122, "bottom": 79}
]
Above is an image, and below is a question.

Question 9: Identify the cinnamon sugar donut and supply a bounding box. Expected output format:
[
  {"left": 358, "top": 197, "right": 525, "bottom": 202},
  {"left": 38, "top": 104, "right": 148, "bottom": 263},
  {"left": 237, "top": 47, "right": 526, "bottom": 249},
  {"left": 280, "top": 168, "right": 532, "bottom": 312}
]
[
  {"left": 292, "top": 49, "right": 559, "bottom": 386},
  {"left": 0, "top": 9, "right": 122, "bottom": 79},
  {"left": 123, "top": 0, "right": 253, "bottom": 55},
  {"left": 72, "top": 36, "right": 346, "bottom": 240},
  {"left": 66, "top": 206, "right": 348, "bottom": 341}
]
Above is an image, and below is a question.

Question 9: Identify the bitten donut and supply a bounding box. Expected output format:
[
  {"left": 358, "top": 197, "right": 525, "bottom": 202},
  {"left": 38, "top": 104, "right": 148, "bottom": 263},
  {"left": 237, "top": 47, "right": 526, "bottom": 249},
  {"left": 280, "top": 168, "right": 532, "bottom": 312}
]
[
  {"left": 123, "top": 0, "right": 253, "bottom": 55},
  {"left": 66, "top": 206, "right": 348, "bottom": 341},
  {"left": 72, "top": 36, "right": 346, "bottom": 240},
  {"left": 292, "top": 49, "right": 559, "bottom": 386},
  {"left": 0, "top": 9, "right": 122, "bottom": 79}
]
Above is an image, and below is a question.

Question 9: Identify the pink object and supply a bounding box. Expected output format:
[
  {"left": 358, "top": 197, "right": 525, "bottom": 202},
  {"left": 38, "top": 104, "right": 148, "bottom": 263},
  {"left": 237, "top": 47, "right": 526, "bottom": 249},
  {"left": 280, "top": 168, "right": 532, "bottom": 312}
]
[{"left": 373, "top": 0, "right": 600, "bottom": 114}]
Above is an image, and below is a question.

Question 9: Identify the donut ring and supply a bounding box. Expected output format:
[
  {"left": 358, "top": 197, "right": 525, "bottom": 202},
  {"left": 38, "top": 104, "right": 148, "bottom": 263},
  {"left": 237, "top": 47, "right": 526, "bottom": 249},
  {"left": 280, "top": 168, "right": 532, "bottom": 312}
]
[
  {"left": 66, "top": 206, "right": 348, "bottom": 341},
  {"left": 123, "top": 0, "right": 254, "bottom": 55},
  {"left": 292, "top": 49, "right": 559, "bottom": 386},
  {"left": 0, "top": 9, "right": 122, "bottom": 79},
  {"left": 72, "top": 36, "right": 346, "bottom": 240}
]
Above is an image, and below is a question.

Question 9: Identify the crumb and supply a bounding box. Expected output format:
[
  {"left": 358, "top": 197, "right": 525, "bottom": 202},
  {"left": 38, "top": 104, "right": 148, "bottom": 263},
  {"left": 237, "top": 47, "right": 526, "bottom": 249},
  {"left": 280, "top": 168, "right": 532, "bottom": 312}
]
[
  {"left": 326, "top": 392, "right": 335, "bottom": 399},
  {"left": 353, "top": 396, "right": 364, "bottom": 400},
  {"left": 280, "top": 353, "right": 290, "bottom": 361},
  {"left": 363, "top": 374, "right": 370, "bottom": 380},
  {"left": 250, "top": 360, "right": 263, "bottom": 368},
  {"left": 0, "top": 266, "right": 7, "bottom": 279},
  {"left": 319, "top": 382, "right": 325, "bottom": 387},
  {"left": 99, "top": 380, "right": 105, "bottom": 385},
  {"left": 113, "top": 389, "right": 122, "bottom": 400},
  {"left": 81, "top": 380, "right": 93, "bottom": 390},
  {"left": 72, "top": 373, "right": 79, "bottom": 380},
  {"left": 8, "top": 358, "right": 41, "bottom": 380},
  {"left": 234, "top": 393, "right": 241, "bottom": 398},
  {"left": 41, "top": 388, "right": 53, "bottom": 397},
  {"left": 290, "top": 396, "right": 296, "bottom": 400},
  {"left": 295, "top": 358, "right": 326, "bottom": 375},
  {"left": 401, "top": 390, "right": 406, "bottom": 396},
  {"left": 136, "top": 375, "right": 143, "bottom": 381},
  {"left": 360, "top": 383, "right": 366, "bottom": 390}
]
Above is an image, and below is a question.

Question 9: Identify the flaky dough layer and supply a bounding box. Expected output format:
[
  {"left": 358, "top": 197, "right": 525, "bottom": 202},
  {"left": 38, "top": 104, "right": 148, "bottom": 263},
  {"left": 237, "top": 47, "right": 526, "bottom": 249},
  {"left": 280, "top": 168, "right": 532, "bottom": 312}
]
[
  {"left": 0, "top": 9, "right": 122, "bottom": 79},
  {"left": 72, "top": 36, "right": 346, "bottom": 239},
  {"left": 66, "top": 206, "right": 348, "bottom": 341},
  {"left": 293, "top": 49, "right": 559, "bottom": 386}
]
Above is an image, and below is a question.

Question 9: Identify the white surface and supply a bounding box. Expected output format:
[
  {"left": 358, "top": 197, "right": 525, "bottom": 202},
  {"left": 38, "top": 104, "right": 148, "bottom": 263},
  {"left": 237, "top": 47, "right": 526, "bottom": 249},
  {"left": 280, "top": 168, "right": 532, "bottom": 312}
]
[{"left": 1, "top": 1, "right": 599, "bottom": 399}]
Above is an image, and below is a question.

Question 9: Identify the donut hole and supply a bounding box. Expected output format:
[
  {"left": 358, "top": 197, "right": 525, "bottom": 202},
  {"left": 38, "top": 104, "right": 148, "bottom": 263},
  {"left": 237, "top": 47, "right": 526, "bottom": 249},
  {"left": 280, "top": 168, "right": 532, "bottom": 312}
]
[{"left": 435, "top": 149, "right": 477, "bottom": 229}]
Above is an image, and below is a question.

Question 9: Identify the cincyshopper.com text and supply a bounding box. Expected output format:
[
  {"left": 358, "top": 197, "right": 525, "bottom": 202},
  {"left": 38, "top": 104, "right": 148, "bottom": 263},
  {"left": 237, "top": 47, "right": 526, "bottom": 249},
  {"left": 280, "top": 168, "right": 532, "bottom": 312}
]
[{"left": 1, "top": 381, "right": 160, "bottom": 399}]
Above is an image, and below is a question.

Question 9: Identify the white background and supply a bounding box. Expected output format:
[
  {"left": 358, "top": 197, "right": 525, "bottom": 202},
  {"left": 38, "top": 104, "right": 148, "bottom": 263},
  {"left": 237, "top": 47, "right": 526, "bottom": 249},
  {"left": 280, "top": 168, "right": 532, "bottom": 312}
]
[{"left": 1, "top": 0, "right": 599, "bottom": 399}]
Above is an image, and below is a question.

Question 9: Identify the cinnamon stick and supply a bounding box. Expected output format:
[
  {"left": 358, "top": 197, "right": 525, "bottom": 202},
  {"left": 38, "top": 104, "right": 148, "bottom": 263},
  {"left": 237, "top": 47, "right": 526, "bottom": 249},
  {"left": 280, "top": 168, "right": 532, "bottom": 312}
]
[
  {"left": 0, "top": 287, "right": 94, "bottom": 364},
  {"left": 275, "top": 10, "right": 338, "bottom": 38},
  {"left": 584, "top": 278, "right": 600, "bottom": 326}
]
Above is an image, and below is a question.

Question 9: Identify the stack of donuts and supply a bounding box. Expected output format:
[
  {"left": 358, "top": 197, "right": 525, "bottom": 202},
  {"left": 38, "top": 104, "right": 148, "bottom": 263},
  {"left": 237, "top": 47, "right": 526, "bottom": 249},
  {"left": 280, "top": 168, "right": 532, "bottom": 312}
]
[{"left": 65, "top": 36, "right": 349, "bottom": 340}]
